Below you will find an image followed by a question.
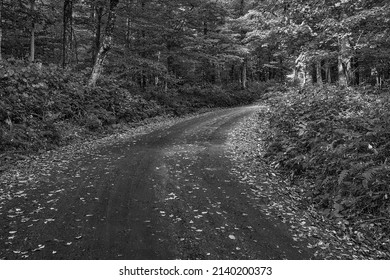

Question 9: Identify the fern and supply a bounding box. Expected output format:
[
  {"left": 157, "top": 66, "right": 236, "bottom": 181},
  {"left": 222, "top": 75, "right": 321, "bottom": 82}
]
[
  {"left": 338, "top": 170, "right": 349, "bottom": 185},
  {"left": 362, "top": 168, "right": 377, "bottom": 183}
]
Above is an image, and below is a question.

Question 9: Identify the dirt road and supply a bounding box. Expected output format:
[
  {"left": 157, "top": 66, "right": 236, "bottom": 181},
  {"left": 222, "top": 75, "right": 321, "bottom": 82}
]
[{"left": 0, "top": 106, "right": 312, "bottom": 259}]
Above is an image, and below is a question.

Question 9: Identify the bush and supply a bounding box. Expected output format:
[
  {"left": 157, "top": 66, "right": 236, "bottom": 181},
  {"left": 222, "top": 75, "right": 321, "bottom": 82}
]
[
  {"left": 0, "top": 60, "right": 165, "bottom": 154},
  {"left": 0, "top": 59, "right": 264, "bottom": 160},
  {"left": 262, "top": 85, "right": 390, "bottom": 224}
]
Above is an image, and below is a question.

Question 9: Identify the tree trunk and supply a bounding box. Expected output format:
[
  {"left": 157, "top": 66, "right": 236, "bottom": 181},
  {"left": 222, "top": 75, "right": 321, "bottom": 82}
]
[
  {"left": 357, "top": 57, "right": 364, "bottom": 85},
  {"left": 62, "top": 0, "right": 73, "bottom": 68},
  {"left": 239, "top": 0, "right": 247, "bottom": 89},
  {"left": 292, "top": 68, "right": 299, "bottom": 84},
  {"left": 140, "top": 0, "right": 146, "bottom": 89},
  {"left": 89, "top": 2, "right": 95, "bottom": 62},
  {"left": 316, "top": 60, "right": 322, "bottom": 85},
  {"left": 338, "top": 55, "right": 347, "bottom": 87},
  {"left": 278, "top": 57, "right": 283, "bottom": 82},
  {"left": 230, "top": 64, "right": 235, "bottom": 83},
  {"left": 324, "top": 59, "right": 331, "bottom": 83},
  {"left": 241, "top": 59, "right": 247, "bottom": 89},
  {"left": 295, "top": 52, "right": 308, "bottom": 87},
  {"left": 338, "top": 34, "right": 351, "bottom": 87},
  {"left": 216, "top": 63, "right": 222, "bottom": 86},
  {"left": 89, "top": 0, "right": 120, "bottom": 87},
  {"left": 30, "top": 0, "right": 36, "bottom": 63},
  {"left": 155, "top": 51, "right": 161, "bottom": 87},
  {"left": 304, "top": 64, "right": 312, "bottom": 85},
  {"left": 239, "top": 0, "right": 245, "bottom": 15},
  {"left": 125, "top": 0, "right": 133, "bottom": 49},
  {"left": 93, "top": 6, "right": 103, "bottom": 64},
  {"left": 0, "top": 0, "right": 3, "bottom": 61},
  {"left": 72, "top": 28, "right": 79, "bottom": 64}
]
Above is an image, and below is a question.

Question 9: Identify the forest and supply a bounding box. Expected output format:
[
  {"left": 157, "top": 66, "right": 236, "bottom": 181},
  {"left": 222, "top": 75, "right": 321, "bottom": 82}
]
[{"left": 1, "top": 0, "right": 390, "bottom": 258}]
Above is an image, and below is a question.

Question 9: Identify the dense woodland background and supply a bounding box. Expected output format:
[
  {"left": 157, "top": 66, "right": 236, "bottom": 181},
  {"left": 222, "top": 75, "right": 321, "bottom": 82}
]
[
  {"left": 1, "top": 0, "right": 390, "bottom": 88},
  {"left": 1, "top": 0, "right": 390, "bottom": 254}
]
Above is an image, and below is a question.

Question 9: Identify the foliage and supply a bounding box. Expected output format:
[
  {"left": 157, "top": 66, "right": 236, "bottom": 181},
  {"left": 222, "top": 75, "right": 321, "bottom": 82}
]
[
  {"left": 0, "top": 60, "right": 262, "bottom": 159},
  {"left": 0, "top": 60, "right": 159, "bottom": 154},
  {"left": 261, "top": 86, "right": 390, "bottom": 235}
]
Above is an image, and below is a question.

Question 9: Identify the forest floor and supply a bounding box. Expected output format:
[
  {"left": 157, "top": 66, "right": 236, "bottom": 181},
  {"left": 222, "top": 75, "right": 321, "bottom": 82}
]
[{"left": 0, "top": 103, "right": 388, "bottom": 259}]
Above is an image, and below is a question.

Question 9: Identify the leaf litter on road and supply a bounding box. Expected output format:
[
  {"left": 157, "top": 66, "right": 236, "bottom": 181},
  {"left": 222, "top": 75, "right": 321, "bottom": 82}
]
[{"left": 1, "top": 114, "right": 211, "bottom": 259}]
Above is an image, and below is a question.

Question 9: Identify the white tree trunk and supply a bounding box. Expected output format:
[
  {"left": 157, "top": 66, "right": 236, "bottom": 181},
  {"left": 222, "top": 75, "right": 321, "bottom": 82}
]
[
  {"left": 338, "top": 35, "right": 351, "bottom": 87},
  {"left": 295, "top": 52, "right": 310, "bottom": 87},
  {"left": 89, "top": 0, "right": 120, "bottom": 87}
]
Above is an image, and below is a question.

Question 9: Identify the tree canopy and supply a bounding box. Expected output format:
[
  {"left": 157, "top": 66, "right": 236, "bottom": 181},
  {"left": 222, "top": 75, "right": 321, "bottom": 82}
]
[{"left": 0, "top": 0, "right": 389, "bottom": 87}]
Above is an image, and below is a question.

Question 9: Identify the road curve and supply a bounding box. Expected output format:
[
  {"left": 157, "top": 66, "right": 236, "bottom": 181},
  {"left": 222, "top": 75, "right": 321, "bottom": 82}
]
[{"left": 1, "top": 106, "right": 312, "bottom": 260}]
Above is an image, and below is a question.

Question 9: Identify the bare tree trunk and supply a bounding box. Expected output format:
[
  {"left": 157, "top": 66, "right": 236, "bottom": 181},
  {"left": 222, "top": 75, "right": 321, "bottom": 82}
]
[
  {"left": 72, "top": 28, "right": 79, "bottom": 64},
  {"left": 0, "top": 0, "right": 3, "bottom": 61},
  {"left": 30, "top": 0, "right": 36, "bottom": 63},
  {"left": 89, "top": 1, "right": 95, "bottom": 62},
  {"left": 89, "top": 0, "right": 120, "bottom": 87},
  {"left": 239, "top": 0, "right": 245, "bottom": 15},
  {"left": 230, "top": 64, "right": 235, "bottom": 83},
  {"left": 338, "top": 34, "right": 352, "bottom": 87},
  {"left": 316, "top": 60, "right": 322, "bottom": 85},
  {"left": 279, "top": 57, "right": 284, "bottom": 82},
  {"left": 304, "top": 64, "right": 312, "bottom": 85},
  {"left": 216, "top": 63, "right": 222, "bottom": 86},
  {"left": 338, "top": 55, "right": 347, "bottom": 87},
  {"left": 62, "top": 0, "right": 73, "bottom": 68},
  {"left": 93, "top": 6, "right": 104, "bottom": 64},
  {"left": 239, "top": 0, "right": 247, "bottom": 89},
  {"left": 296, "top": 52, "right": 308, "bottom": 87},
  {"left": 155, "top": 51, "right": 161, "bottom": 86},
  {"left": 241, "top": 58, "right": 247, "bottom": 89},
  {"left": 292, "top": 68, "right": 299, "bottom": 84},
  {"left": 324, "top": 59, "right": 331, "bottom": 83},
  {"left": 140, "top": 0, "right": 146, "bottom": 89},
  {"left": 359, "top": 60, "right": 366, "bottom": 85},
  {"left": 125, "top": 0, "right": 133, "bottom": 49},
  {"left": 357, "top": 57, "right": 364, "bottom": 85}
]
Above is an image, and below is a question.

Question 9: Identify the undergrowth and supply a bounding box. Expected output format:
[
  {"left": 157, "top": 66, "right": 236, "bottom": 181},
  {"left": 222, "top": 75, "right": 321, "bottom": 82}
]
[
  {"left": 261, "top": 85, "right": 390, "bottom": 247},
  {"left": 0, "top": 59, "right": 263, "bottom": 166}
]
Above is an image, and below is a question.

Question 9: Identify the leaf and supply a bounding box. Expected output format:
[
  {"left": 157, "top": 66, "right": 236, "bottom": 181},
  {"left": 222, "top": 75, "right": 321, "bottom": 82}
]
[
  {"left": 338, "top": 170, "right": 349, "bottom": 185},
  {"left": 334, "top": 203, "right": 344, "bottom": 213},
  {"left": 362, "top": 168, "right": 376, "bottom": 182}
]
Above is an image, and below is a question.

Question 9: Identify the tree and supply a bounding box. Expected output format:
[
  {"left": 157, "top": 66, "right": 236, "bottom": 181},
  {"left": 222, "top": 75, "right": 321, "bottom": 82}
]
[
  {"left": 29, "top": 0, "right": 36, "bottom": 62},
  {"left": 0, "top": 0, "right": 3, "bottom": 61},
  {"left": 62, "top": 0, "right": 74, "bottom": 68},
  {"left": 0, "top": 0, "right": 388, "bottom": 90},
  {"left": 89, "top": 0, "right": 120, "bottom": 87},
  {"left": 90, "top": 0, "right": 105, "bottom": 64}
]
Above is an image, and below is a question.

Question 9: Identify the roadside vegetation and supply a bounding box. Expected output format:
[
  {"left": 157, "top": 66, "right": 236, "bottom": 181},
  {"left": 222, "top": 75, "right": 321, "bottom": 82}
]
[
  {"left": 1, "top": 0, "right": 390, "bottom": 258},
  {"left": 0, "top": 59, "right": 263, "bottom": 169},
  {"left": 260, "top": 86, "right": 390, "bottom": 250}
]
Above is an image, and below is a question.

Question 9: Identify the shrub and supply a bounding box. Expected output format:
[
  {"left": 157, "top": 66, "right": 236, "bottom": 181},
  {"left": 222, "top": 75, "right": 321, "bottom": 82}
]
[
  {"left": 0, "top": 59, "right": 264, "bottom": 159},
  {"left": 0, "top": 60, "right": 164, "bottom": 153},
  {"left": 262, "top": 85, "right": 390, "bottom": 224}
]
